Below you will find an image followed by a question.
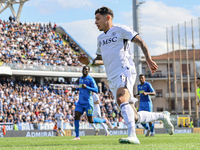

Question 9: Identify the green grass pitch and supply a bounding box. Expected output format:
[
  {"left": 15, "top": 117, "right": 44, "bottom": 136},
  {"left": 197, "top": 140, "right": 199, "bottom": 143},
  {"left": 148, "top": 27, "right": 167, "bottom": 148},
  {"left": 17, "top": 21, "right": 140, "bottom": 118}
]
[{"left": 0, "top": 134, "right": 199, "bottom": 150}]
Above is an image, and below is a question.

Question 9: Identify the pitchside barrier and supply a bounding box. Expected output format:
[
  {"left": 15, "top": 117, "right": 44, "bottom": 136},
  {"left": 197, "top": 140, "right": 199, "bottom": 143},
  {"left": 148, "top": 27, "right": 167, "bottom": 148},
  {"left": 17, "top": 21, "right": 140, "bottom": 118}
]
[
  {"left": 0, "top": 122, "right": 163, "bottom": 131},
  {"left": 0, "top": 128, "right": 199, "bottom": 138},
  {"left": 0, "top": 122, "right": 127, "bottom": 130}
]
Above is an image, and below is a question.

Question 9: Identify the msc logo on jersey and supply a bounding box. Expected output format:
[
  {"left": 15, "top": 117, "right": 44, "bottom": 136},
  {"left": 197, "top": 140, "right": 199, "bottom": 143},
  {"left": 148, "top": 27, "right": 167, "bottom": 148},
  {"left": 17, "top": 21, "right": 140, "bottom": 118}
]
[{"left": 100, "top": 37, "right": 117, "bottom": 46}]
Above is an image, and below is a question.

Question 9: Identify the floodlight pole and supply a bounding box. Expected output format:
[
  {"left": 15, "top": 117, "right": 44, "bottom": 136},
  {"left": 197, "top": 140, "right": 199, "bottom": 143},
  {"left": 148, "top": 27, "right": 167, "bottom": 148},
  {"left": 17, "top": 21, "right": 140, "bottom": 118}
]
[
  {"left": 16, "top": 1, "right": 25, "bottom": 21},
  {"left": 133, "top": 0, "right": 145, "bottom": 94}
]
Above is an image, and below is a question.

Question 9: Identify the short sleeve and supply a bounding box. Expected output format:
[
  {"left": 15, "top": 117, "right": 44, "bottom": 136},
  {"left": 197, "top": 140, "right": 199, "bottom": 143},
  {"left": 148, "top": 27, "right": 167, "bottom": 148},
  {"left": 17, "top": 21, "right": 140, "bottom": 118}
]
[
  {"left": 120, "top": 25, "right": 138, "bottom": 41},
  {"left": 148, "top": 83, "right": 155, "bottom": 93},
  {"left": 96, "top": 37, "right": 101, "bottom": 55},
  {"left": 90, "top": 78, "right": 98, "bottom": 89}
]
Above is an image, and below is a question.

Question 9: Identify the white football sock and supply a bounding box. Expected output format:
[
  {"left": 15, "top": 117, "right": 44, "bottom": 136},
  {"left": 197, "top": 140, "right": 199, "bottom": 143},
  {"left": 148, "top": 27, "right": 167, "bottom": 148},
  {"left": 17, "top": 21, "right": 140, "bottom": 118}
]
[
  {"left": 61, "top": 129, "right": 65, "bottom": 135},
  {"left": 101, "top": 123, "right": 109, "bottom": 133},
  {"left": 137, "top": 111, "right": 164, "bottom": 124},
  {"left": 90, "top": 123, "right": 98, "bottom": 130},
  {"left": 120, "top": 102, "right": 136, "bottom": 137},
  {"left": 59, "top": 130, "right": 63, "bottom": 136},
  {"left": 127, "top": 121, "right": 136, "bottom": 137}
]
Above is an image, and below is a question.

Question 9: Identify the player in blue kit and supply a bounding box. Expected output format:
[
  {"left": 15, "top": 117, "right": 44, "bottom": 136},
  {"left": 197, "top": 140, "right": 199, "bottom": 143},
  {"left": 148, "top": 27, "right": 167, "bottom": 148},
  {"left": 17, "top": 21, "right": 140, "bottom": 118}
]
[
  {"left": 73, "top": 65, "right": 112, "bottom": 140},
  {"left": 136, "top": 74, "right": 155, "bottom": 137}
]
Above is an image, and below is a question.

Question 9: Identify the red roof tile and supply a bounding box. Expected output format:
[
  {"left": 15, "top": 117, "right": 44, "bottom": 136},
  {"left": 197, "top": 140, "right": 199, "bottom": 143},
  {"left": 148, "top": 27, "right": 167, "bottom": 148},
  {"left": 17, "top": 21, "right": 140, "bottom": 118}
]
[{"left": 150, "top": 49, "right": 200, "bottom": 60}]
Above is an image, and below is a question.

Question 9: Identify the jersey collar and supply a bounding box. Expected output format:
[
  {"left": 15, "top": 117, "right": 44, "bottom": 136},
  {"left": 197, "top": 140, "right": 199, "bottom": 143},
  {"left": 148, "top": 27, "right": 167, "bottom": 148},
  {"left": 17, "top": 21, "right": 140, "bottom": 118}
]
[
  {"left": 140, "top": 81, "right": 147, "bottom": 86},
  {"left": 104, "top": 25, "right": 115, "bottom": 34}
]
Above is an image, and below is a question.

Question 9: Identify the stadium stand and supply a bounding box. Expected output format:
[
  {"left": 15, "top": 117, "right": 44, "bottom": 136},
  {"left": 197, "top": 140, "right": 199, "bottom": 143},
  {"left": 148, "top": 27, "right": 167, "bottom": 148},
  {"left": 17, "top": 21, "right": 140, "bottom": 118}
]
[
  {"left": 0, "top": 77, "right": 121, "bottom": 129},
  {"left": 0, "top": 18, "right": 108, "bottom": 130},
  {"left": 0, "top": 20, "right": 83, "bottom": 68},
  {"left": 0, "top": 19, "right": 105, "bottom": 73}
]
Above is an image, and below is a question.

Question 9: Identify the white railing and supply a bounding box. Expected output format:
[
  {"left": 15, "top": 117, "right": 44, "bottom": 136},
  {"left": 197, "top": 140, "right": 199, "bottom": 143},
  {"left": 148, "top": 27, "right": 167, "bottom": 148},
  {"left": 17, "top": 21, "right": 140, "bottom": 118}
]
[{"left": 2, "top": 63, "right": 105, "bottom": 73}]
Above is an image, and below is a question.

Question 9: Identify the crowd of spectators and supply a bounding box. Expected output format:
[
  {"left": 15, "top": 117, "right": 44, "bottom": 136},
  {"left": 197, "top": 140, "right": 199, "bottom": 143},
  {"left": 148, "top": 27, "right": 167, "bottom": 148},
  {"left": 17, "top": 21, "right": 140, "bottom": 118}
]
[
  {"left": 0, "top": 17, "right": 117, "bottom": 128},
  {"left": 0, "top": 77, "right": 122, "bottom": 127},
  {"left": 0, "top": 19, "right": 83, "bottom": 69}
]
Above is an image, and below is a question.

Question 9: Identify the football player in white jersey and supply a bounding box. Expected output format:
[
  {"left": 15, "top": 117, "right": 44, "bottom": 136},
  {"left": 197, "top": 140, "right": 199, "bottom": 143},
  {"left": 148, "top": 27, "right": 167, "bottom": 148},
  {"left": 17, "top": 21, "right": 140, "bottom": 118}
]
[
  {"left": 90, "top": 92, "right": 111, "bottom": 136},
  {"left": 54, "top": 108, "right": 65, "bottom": 136},
  {"left": 78, "top": 6, "right": 174, "bottom": 144}
]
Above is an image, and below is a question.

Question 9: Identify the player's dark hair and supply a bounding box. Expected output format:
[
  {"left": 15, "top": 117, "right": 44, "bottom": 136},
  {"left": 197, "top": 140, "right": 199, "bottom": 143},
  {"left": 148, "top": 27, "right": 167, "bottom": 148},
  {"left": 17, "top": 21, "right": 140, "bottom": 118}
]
[
  {"left": 139, "top": 74, "right": 145, "bottom": 77},
  {"left": 83, "top": 65, "right": 90, "bottom": 71},
  {"left": 197, "top": 77, "right": 200, "bottom": 80},
  {"left": 95, "top": 6, "right": 114, "bottom": 18}
]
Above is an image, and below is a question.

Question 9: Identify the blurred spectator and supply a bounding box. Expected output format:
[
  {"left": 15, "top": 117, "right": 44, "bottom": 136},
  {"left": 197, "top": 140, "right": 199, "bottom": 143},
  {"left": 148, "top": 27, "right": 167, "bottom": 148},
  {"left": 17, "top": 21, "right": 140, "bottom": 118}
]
[
  {"left": 53, "top": 23, "right": 57, "bottom": 31},
  {"left": 9, "top": 15, "right": 12, "bottom": 22},
  {"left": 190, "top": 120, "right": 194, "bottom": 128}
]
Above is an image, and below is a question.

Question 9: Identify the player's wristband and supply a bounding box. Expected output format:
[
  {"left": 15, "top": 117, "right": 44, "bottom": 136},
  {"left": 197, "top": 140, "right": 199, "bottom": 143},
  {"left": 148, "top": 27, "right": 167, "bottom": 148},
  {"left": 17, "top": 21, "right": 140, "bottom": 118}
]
[{"left": 88, "top": 60, "right": 93, "bottom": 66}]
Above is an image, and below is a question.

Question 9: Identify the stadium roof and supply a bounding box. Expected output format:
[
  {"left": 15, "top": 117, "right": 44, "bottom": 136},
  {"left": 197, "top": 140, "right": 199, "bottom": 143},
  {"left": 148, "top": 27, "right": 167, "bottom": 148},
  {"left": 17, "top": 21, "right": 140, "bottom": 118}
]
[
  {"left": 0, "top": 0, "right": 29, "bottom": 21},
  {"left": 0, "top": 0, "right": 28, "bottom": 3}
]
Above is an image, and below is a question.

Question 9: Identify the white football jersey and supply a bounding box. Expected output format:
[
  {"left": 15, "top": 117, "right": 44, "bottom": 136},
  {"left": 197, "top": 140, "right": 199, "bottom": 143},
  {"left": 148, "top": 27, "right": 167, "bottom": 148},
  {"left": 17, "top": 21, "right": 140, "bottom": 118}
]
[
  {"left": 54, "top": 112, "right": 64, "bottom": 123},
  {"left": 96, "top": 25, "right": 138, "bottom": 80},
  {"left": 93, "top": 93, "right": 101, "bottom": 117}
]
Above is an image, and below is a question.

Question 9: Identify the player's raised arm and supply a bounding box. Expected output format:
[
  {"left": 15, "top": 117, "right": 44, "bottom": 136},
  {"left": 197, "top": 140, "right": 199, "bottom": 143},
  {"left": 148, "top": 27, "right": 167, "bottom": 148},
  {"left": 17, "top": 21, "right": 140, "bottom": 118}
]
[{"left": 131, "top": 35, "right": 158, "bottom": 74}]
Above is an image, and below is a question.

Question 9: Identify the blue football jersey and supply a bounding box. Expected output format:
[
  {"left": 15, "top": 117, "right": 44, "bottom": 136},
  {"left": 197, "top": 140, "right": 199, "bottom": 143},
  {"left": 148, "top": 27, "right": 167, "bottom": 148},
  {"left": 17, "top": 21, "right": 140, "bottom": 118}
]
[
  {"left": 137, "top": 81, "right": 154, "bottom": 103},
  {"left": 77, "top": 75, "right": 98, "bottom": 106}
]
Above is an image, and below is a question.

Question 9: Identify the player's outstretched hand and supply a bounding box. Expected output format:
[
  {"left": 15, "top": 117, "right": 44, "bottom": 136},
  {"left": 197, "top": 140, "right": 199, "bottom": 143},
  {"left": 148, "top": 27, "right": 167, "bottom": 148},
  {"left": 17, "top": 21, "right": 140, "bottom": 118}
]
[
  {"left": 197, "top": 102, "right": 200, "bottom": 106},
  {"left": 78, "top": 53, "right": 89, "bottom": 65},
  {"left": 146, "top": 59, "right": 158, "bottom": 74},
  {"left": 142, "top": 92, "right": 148, "bottom": 96},
  {"left": 134, "top": 94, "right": 140, "bottom": 98}
]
